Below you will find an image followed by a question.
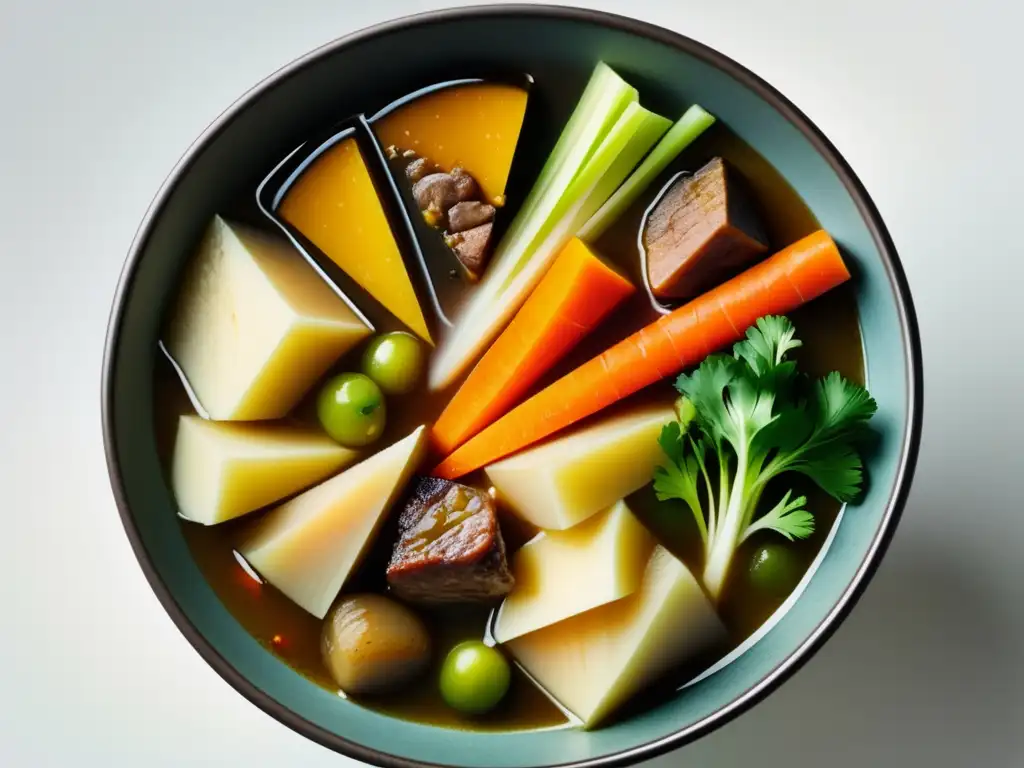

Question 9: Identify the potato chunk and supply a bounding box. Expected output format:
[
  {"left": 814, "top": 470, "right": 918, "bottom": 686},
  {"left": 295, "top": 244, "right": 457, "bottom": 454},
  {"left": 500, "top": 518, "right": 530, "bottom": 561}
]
[
  {"left": 171, "top": 415, "right": 357, "bottom": 525},
  {"left": 484, "top": 404, "right": 673, "bottom": 530},
  {"left": 493, "top": 500, "right": 655, "bottom": 643},
  {"left": 239, "top": 427, "right": 427, "bottom": 618},
  {"left": 164, "top": 216, "right": 370, "bottom": 420},
  {"left": 506, "top": 546, "right": 725, "bottom": 728}
]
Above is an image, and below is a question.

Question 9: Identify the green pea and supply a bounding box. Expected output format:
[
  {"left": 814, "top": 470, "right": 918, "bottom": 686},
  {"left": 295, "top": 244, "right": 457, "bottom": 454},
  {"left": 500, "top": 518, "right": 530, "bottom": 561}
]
[
  {"left": 317, "top": 373, "right": 386, "bottom": 447},
  {"left": 361, "top": 332, "right": 425, "bottom": 395},
  {"left": 439, "top": 640, "right": 511, "bottom": 715},
  {"left": 749, "top": 542, "right": 802, "bottom": 597}
]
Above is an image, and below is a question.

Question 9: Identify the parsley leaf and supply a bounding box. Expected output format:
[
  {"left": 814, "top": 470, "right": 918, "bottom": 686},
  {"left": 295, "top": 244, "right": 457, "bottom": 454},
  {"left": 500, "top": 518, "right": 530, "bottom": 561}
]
[{"left": 653, "top": 315, "right": 876, "bottom": 599}]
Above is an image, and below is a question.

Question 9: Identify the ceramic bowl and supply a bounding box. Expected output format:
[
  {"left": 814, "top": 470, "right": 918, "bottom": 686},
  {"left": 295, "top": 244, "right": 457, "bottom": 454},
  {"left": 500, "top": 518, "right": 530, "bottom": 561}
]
[{"left": 102, "top": 6, "right": 922, "bottom": 767}]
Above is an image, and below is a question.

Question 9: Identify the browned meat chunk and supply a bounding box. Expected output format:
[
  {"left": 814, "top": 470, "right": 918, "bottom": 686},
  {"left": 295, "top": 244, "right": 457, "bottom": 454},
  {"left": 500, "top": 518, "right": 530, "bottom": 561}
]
[
  {"left": 395, "top": 154, "right": 495, "bottom": 280},
  {"left": 447, "top": 222, "right": 493, "bottom": 281},
  {"left": 405, "top": 157, "right": 437, "bottom": 183},
  {"left": 386, "top": 477, "right": 514, "bottom": 604},
  {"left": 448, "top": 201, "right": 496, "bottom": 233},
  {"left": 412, "top": 169, "right": 479, "bottom": 220},
  {"left": 643, "top": 157, "right": 769, "bottom": 300}
]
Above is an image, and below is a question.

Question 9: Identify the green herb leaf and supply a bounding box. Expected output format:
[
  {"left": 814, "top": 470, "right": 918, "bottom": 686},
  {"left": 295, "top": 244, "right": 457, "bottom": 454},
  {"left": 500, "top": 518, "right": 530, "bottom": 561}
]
[
  {"left": 812, "top": 371, "right": 878, "bottom": 440},
  {"left": 654, "top": 422, "right": 708, "bottom": 545},
  {"left": 789, "top": 442, "right": 866, "bottom": 502},
  {"left": 674, "top": 354, "right": 739, "bottom": 447},
  {"left": 733, "top": 315, "right": 802, "bottom": 376},
  {"left": 655, "top": 314, "right": 875, "bottom": 600},
  {"left": 742, "top": 490, "right": 815, "bottom": 542}
]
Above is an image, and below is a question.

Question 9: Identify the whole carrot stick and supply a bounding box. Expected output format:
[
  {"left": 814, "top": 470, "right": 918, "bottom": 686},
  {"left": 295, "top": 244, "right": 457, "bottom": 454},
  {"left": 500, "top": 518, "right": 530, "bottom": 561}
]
[{"left": 434, "top": 230, "right": 850, "bottom": 479}]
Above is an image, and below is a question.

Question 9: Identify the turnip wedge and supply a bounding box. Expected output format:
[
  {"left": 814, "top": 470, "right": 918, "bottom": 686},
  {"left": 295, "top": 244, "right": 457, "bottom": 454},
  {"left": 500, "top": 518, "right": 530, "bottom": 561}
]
[{"left": 428, "top": 63, "right": 669, "bottom": 391}]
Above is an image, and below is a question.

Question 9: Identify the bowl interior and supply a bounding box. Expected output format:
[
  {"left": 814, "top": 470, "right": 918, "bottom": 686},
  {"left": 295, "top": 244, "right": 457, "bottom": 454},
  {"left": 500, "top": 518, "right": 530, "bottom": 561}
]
[{"left": 105, "top": 8, "right": 917, "bottom": 768}]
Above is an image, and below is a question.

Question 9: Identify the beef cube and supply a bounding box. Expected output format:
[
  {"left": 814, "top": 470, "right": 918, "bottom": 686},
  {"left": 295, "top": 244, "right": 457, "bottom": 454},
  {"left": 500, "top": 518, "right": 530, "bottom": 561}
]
[
  {"left": 405, "top": 156, "right": 437, "bottom": 183},
  {"left": 447, "top": 222, "right": 493, "bottom": 281},
  {"left": 448, "top": 201, "right": 496, "bottom": 234},
  {"left": 412, "top": 169, "right": 479, "bottom": 221},
  {"left": 387, "top": 477, "right": 514, "bottom": 604},
  {"left": 643, "top": 157, "right": 769, "bottom": 300}
]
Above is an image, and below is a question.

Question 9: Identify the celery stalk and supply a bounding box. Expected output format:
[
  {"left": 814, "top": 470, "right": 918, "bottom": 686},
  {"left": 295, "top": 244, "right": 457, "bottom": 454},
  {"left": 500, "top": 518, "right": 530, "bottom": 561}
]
[
  {"left": 564, "top": 102, "right": 672, "bottom": 244},
  {"left": 578, "top": 104, "right": 716, "bottom": 242},
  {"left": 491, "top": 64, "right": 638, "bottom": 289},
  {"left": 500, "top": 101, "right": 671, "bottom": 294},
  {"left": 428, "top": 63, "right": 647, "bottom": 391}
]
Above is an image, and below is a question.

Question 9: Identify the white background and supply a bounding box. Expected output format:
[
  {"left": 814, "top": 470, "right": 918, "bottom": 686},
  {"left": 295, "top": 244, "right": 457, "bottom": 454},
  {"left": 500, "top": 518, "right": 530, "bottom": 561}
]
[{"left": 1, "top": 0, "right": 1020, "bottom": 766}]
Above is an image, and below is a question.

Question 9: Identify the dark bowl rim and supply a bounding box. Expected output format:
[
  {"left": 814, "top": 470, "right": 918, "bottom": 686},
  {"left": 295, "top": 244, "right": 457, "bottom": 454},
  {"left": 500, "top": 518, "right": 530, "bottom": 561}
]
[{"left": 101, "top": 5, "right": 924, "bottom": 768}]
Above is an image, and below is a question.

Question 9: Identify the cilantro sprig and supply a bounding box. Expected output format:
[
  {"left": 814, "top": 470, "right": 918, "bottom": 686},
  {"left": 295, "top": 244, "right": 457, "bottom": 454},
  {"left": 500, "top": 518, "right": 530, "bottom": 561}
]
[{"left": 653, "top": 315, "right": 877, "bottom": 599}]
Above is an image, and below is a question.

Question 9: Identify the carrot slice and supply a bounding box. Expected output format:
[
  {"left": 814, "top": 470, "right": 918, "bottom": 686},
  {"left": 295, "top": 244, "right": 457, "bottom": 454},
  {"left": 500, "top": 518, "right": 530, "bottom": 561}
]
[
  {"left": 431, "top": 237, "right": 635, "bottom": 454},
  {"left": 434, "top": 230, "right": 850, "bottom": 479}
]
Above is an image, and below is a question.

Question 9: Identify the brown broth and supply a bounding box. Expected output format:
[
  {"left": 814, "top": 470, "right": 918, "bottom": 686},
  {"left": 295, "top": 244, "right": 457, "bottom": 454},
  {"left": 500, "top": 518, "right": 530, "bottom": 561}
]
[
  {"left": 156, "top": 122, "right": 864, "bottom": 732},
  {"left": 154, "top": 354, "right": 567, "bottom": 732}
]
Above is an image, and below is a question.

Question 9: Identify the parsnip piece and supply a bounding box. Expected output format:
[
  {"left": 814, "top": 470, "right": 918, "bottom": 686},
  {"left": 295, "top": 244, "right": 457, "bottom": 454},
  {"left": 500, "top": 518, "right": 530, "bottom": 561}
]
[
  {"left": 171, "top": 415, "right": 357, "bottom": 525},
  {"left": 506, "top": 546, "right": 724, "bottom": 728},
  {"left": 165, "top": 216, "right": 370, "bottom": 420},
  {"left": 485, "top": 404, "right": 673, "bottom": 530},
  {"left": 240, "top": 426, "right": 427, "bottom": 618},
  {"left": 493, "top": 500, "right": 655, "bottom": 643}
]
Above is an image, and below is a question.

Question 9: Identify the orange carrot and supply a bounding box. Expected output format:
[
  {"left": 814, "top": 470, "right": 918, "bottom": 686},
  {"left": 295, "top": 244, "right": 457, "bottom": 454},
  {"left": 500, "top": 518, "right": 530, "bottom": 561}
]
[
  {"left": 431, "top": 238, "right": 635, "bottom": 454},
  {"left": 434, "top": 230, "right": 850, "bottom": 479}
]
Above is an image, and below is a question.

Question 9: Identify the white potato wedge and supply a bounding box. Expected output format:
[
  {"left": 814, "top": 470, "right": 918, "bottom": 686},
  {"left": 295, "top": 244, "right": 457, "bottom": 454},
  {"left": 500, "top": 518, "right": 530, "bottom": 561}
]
[
  {"left": 485, "top": 403, "right": 673, "bottom": 530},
  {"left": 493, "top": 500, "right": 655, "bottom": 643},
  {"left": 239, "top": 426, "right": 427, "bottom": 618},
  {"left": 171, "top": 415, "right": 357, "bottom": 525},
  {"left": 506, "top": 546, "right": 724, "bottom": 728},
  {"left": 165, "top": 215, "right": 370, "bottom": 420}
]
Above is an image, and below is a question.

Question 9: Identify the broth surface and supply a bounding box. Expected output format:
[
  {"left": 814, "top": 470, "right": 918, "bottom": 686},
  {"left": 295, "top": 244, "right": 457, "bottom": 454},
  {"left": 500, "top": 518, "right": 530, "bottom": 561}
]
[{"left": 156, "top": 121, "right": 863, "bottom": 732}]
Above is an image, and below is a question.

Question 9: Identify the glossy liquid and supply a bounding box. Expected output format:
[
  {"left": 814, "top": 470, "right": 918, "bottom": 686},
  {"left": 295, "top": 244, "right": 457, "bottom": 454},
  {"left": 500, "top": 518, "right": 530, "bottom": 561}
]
[
  {"left": 279, "top": 138, "right": 432, "bottom": 342},
  {"left": 373, "top": 82, "right": 529, "bottom": 204},
  {"left": 157, "top": 121, "right": 863, "bottom": 732}
]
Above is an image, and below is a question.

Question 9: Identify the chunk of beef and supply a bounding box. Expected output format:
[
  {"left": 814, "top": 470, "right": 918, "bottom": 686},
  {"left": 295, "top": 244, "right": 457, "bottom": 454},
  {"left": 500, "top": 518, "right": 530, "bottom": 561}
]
[
  {"left": 405, "top": 157, "right": 437, "bottom": 183},
  {"left": 447, "top": 222, "right": 493, "bottom": 281},
  {"left": 412, "top": 169, "right": 479, "bottom": 221},
  {"left": 448, "top": 201, "right": 496, "bottom": 233},
  {"left": 643, "top": 157, "right": 769, "bottom": 300},
  {"left": 386, "top": 477, "right": 514, "bottom": 604}
]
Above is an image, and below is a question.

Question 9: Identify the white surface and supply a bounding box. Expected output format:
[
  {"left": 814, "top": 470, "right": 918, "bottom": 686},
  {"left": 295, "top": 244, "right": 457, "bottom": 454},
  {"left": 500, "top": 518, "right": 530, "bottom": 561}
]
[{"left": 0, "top": 0, "right": 1019, "bottom": 765}]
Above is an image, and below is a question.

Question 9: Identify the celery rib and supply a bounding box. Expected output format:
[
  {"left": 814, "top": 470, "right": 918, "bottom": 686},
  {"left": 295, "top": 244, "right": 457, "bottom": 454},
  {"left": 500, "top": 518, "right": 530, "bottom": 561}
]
[
  {"left": 579, "top": 104, "right": 716, "bottom": 242},
  {"left": 429, "top": 63, "right": 644, "bottom": 391}
]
